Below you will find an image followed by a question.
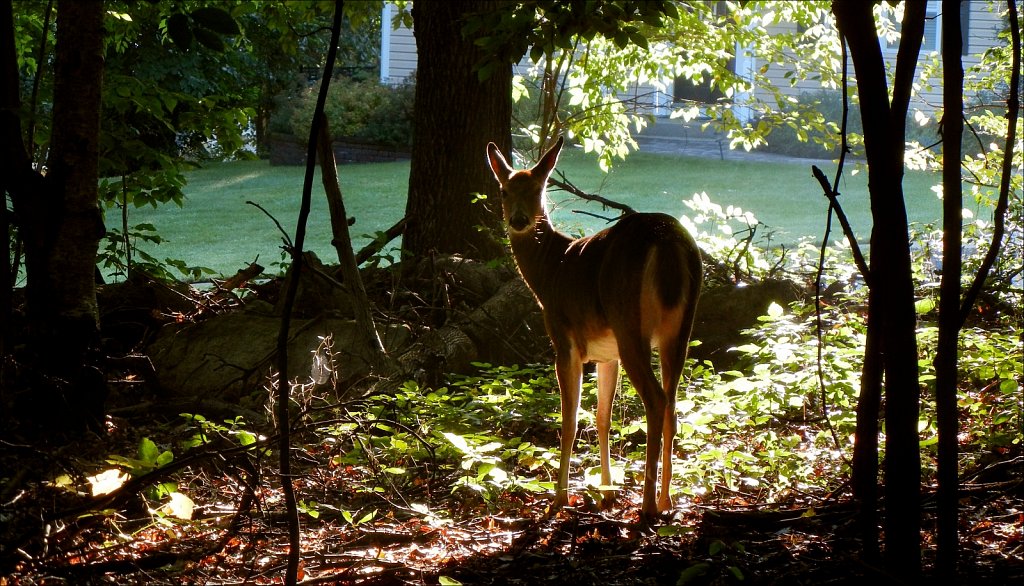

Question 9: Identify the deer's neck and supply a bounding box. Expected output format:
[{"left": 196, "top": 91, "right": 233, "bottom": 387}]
[{"left": 509, "top": 215, "right": 573, "bottom": 302}]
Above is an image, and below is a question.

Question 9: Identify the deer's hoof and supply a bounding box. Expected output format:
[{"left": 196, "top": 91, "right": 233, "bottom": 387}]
[
  {"left": 546, "top": 492, "right": 569, "bottom": 516},
  {"left": 600, "top": 490, "right": 618, "bottom": 511}
]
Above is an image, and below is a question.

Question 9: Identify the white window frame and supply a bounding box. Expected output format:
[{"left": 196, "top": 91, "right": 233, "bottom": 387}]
[{"left": 882, "top": 2, "right": 942, "bottom": 55}]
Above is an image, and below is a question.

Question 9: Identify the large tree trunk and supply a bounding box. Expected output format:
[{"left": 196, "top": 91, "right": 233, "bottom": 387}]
[
  {"left": 832, "top": 0, "right": 925, "bottom": 579},
  {"left": 7, "top": 0, "right": 106, "bottom": 433},
  {"left": 1, "top": 0, "right": 21, "bottom": 354},
  {"left": 401, "top": 0, "right": 512, "bottom": 263}
]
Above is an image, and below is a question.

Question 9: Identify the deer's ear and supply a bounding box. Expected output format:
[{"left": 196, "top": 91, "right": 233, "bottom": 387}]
[
  {"left": 533, "top": 136, "right": 563, "bottom": 178},
  {"left": 486, "top": 142, "right": 512, "bottom": 185}
]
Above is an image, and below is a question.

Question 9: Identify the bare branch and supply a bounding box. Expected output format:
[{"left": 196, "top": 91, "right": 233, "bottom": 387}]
[{"left": 958, "top": 0, "right": 1021, "bottom": 327}]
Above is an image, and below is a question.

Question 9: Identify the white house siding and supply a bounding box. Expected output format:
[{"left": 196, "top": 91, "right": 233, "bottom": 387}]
[
  {"left": 381, "top": 3, "right": 534, "bottom": 85},
  {"left": 381, "top": 3, "right": 417, "bottom": 85},
  {"left": 747, "top": 1, "right": 1006, "bottom": 118},
  {"left": 612, "top": 81, "right": 674, "bottom": 117},
  {"left": 381, "top": 2, "right": 1006, "bottom": 118},
  {"left": 962, "top": 0, "right": 1008, "bottom": 97}
]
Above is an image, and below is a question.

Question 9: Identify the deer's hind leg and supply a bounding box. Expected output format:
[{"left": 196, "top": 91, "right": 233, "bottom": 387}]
[
  {"left": 656, "top": 335, "right": 687, "bottom": 512},
  {"left": 616, "top": 334, "right": 666, "bottom": 521}
]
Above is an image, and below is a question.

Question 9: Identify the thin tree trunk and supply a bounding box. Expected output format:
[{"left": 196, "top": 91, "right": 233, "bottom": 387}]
[
  {"left": 935, "top": 0, "right": 964, "bottom": 574},
  {"left": 316, "top": 112, "right": 391, "bottom": 373},
  {"left": 3, "top": 0, "right": 106, "bottom": 433},
  {"left": 853, "top": 314, "right": 882, "bottom": 563},
  {"left": 958, "top": 0, "right": 1021, "bottom": 325},
  {"left": 37, "top": 0, "right": 105, "bottom": 346},
  {"left": 832, "top": 1, "right": 925, "bottom": 578},
  {"left": 0, "top": 0, "right": 19, "bottom": 355},
  {"left": 276, "top": 2, "right": 344, "bottom": 582}
]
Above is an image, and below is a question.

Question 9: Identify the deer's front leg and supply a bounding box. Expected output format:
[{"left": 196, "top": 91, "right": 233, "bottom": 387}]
[
  {"left": 596, "top": 360, "right": 620, "bottom": 509},
  {"left": 552, "top": 349, "right": 583, "bottom": 511}
]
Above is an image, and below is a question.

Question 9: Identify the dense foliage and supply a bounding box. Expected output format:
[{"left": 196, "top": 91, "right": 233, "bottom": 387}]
[{"left": 273, "top": 75, "right": 415, "bottom": 147}]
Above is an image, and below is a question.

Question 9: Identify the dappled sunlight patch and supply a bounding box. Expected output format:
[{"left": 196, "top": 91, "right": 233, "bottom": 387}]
[
  {"left": 5, "top": 322, "right": 1020, "bottom": 583},
  {"left": 203, "top": 171, "right": 265, "bottom": 191}
]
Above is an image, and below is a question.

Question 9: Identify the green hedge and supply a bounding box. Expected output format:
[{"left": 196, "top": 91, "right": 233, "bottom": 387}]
[{"left": 272, "top": 76, "right": 415, "bottom": 148}]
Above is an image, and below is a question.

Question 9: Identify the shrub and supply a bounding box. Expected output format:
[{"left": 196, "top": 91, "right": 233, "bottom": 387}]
[
  {"left": 757, "top": 89, "right": 971, "bottom": 160},
  {"left": 758, "top": 90, "right": 857, "bottom": 159},
  {"left": 277, "top": 76, "right": 414, "bottom": 148},
  {"left": 360, "top": 76, "right": 415, "bottom": 147}
]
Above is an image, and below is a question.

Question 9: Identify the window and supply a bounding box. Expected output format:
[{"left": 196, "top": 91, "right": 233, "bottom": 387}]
[
  {"left": 884, "top": 2, "right": 941, "bottom": 53},
  {"left": 883, "top": 1, "right": 971, "bottom": 55}
]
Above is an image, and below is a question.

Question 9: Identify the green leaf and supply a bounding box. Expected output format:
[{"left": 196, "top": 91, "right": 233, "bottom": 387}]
[
  {"left": 627, "top": 28, "right": 649, "bottom": 50},
  {"left": 443, "top": 432, "right": 470, "bottom": 453},
  {"left": 138, "top": 437, "right": 160, "bottom": 464},
  {"left": 708, "top": 540, "right": 725, "bottom": 555},
  {"left": 677, "top": 562, "right": 711, "bottom": 584},
  {"left": 156, "top": 481, "right": 177, "bottom": 498},
  {"left": 156, "top": 450, "right": 174, "bottom": 467},
  {"left": 914, "top": 298, "right": 936, "bottom": 314},
  {"left": 477, "top": 60, "right": 496, "bottom": 82},
  {"left": 530, "top": 44, "right": 546, "bottom": 64},
  {"left": 236, "top": 431, "right": 257, "bottom": 446}
]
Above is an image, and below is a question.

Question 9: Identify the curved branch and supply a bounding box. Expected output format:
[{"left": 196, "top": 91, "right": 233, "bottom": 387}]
[
  {"left": 548, "top": 174, "right": 635, "bottom": 215},
  {"left": 958, "top": 0, "right": 1020, "bottom": 327},
  {"left": 276, "top": 1, "right": 345, "bottom": 583},
  {"left": 812, "top": 165, "right": 870, "bottom": 281}
]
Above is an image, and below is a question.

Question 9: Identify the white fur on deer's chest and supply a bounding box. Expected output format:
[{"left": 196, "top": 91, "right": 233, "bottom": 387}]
[{"left": 583, "top": 332, "right": 619, "bottom": 363}]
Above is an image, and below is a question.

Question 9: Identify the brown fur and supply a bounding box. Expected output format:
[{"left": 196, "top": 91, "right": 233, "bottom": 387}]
[{"left": 486, "top": 137, "right": 702, "bottom": 521}]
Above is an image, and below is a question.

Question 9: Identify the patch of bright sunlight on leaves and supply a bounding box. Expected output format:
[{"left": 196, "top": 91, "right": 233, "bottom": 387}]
[
  {"left": 88, "top": 468, "right": 128, "bottom": 496},
  {"left": 105, "top": 437, "right": 178, "bottom": 500},
  {"left": 180, "top": 413, "right": 262, "bottom": 450},
  {"left": 316, "top": 271, "right": 1016, "bottom": 519},
  {"left": 160, "top": 492, "right": 195, "bottom": 521}
]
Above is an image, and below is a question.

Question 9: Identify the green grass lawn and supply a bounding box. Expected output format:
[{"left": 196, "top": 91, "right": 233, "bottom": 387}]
[
  {"left": 125, "top": 159, "right": 411, "bottom": 278},
  {"left": 550, "top": 150, "right": 948, "bottom": 244},
  {"left": 124, "top": 148, "right": 955, "bottom": 279}
]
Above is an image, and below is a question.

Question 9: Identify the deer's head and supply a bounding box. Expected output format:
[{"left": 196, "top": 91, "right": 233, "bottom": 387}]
[{"left": 486, "top": 137, "right": 563, "bottom": 235}]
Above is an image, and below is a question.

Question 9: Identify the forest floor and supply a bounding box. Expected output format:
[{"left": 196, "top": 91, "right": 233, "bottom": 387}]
[{"left": 2, "top": 389, "right": 1022, "bottom": 586}]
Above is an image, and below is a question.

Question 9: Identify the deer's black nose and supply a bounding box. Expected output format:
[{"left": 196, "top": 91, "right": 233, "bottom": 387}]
[{"left": 509, "top": 212, "right": 531, "bottom": 232}]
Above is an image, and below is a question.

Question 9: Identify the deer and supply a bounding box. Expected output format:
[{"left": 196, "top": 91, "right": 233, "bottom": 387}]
[{"left": 486, "top": 136, "right": 702, "bottom": 521}]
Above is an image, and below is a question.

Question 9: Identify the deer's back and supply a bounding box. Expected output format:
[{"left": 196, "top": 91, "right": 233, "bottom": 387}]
[{"left": 536, "top": 213, "right": 701, "bottom": 356}]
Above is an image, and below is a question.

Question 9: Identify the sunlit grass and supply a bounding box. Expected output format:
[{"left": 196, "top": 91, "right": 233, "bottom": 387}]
[
  {"left": 125, "top": 147, "right": 953, "bottom": 278},
  {"left": 549, "top": 149, "right": 950, "bottom": 245},
  {"left": 126, "top": 158, "right": 409, "bottom": 277}
]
